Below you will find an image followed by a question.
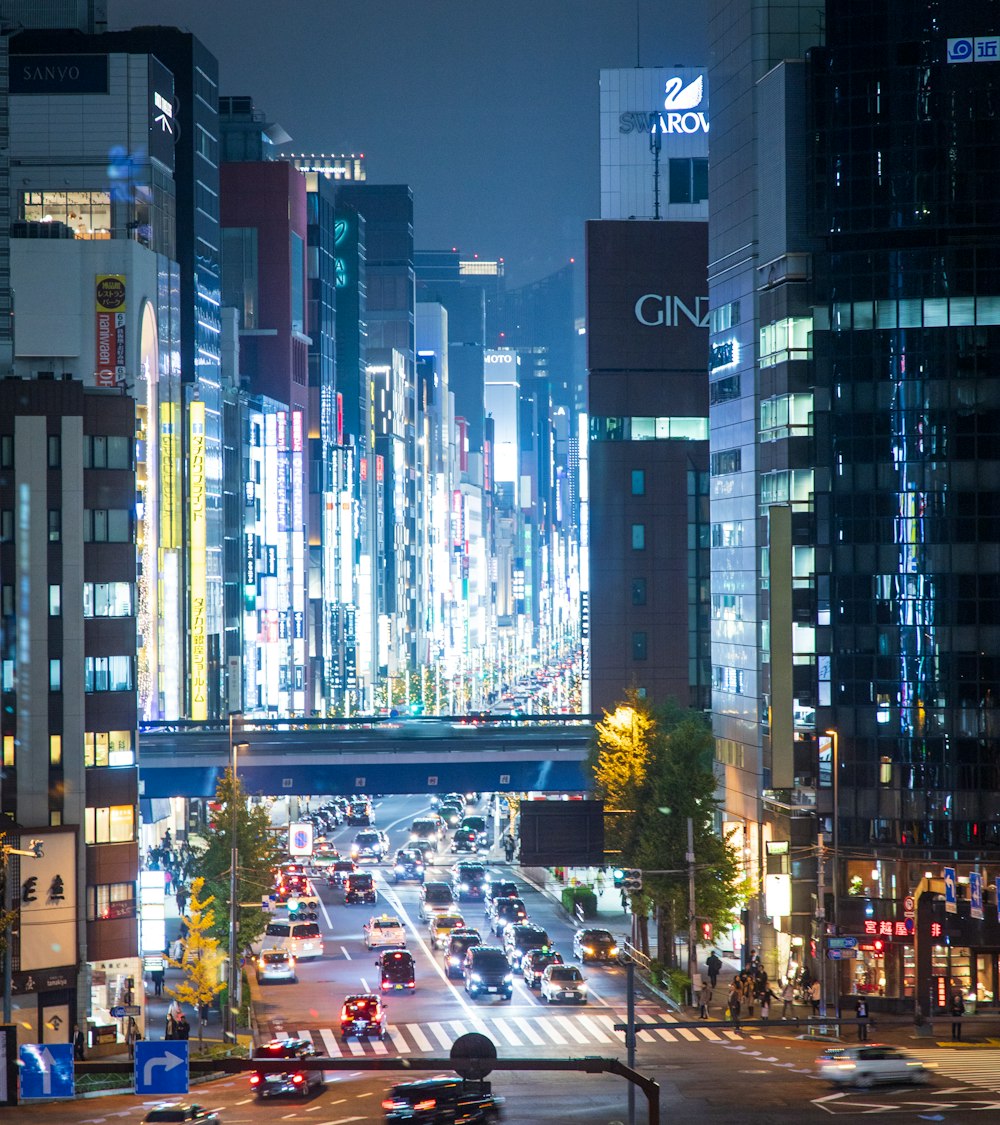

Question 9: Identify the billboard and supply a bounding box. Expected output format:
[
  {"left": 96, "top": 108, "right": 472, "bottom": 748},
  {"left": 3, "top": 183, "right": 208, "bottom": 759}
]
[
  {"left": 189, "top": 400, "right": 208, "bottom": 720},
  {"left": 519, "top": 800, "right": 605, "bottom": 867},
  {"left": 18, "top": 829, "right": 77, "bottom": 973},
  {"left": 586, "top": 219, "right": 708, "bottom": 378},
  {"left": 95, "top": 274, "right": 126, "bottom": 387}
]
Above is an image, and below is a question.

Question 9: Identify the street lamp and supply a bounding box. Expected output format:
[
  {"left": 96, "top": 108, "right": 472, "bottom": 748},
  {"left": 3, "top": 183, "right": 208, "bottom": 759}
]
[{"left": 823, "top": 728, "right": 840, "bottom": 1016}]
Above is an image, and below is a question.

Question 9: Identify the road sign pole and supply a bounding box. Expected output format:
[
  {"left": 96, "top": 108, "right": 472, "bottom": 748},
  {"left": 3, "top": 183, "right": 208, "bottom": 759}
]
[{"left": 626, "top": 959, "right": 636, "bottom": 1125}]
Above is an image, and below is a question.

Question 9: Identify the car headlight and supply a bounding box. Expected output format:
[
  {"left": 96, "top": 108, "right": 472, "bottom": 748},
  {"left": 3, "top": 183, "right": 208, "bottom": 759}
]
[
  {"left": 608, "top": 946, "right": 618, "bottom": 955},
  {"left": 460, "top": 883, "right": 469, "bottom": 891},
  {"left": 394, "top": 865, "right": 404, "bottom": 872},
  {"left": 578, "top": 982, "right": 588, "bottom": 991},
  {"left": 450, "top": 956, "right": 460, "bottom": 965},
  {"left": 582, "top": 946, "right": 593, "bottom": 954},
  {"left": 470, "top": 973, "right": 482, "bottom": 982},
  {"left": 504, "top": 973, "right": 513, "bottom": 982}
]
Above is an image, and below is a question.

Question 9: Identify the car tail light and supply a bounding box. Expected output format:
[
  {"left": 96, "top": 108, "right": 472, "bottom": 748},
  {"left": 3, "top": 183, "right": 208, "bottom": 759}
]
[
  {"left": 382, "top": 982, "right": 390, "bottom": 990},
  {"left": 414, "top": 1098, "right": 437, "bottom": 1110},
  {"left": 292, "top": 1073, "right": 305, "bottom": 1084},
  {"left": 381, "top": 1098, "right": 397, "bottom": 1110},
  {"left": 340, "top": 1007, "right": 349, "bottom": 1020},
  {"left": 407, "top": 981, "right": 415, "bottom": 988},
  {"left": 250, "top": 1074, "right": 261, "bottom": 1085}
]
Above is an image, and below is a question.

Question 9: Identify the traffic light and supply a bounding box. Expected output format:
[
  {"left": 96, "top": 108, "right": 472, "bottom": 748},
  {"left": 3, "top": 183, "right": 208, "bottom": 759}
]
[
  {"left": 622, "top": 868, "right": 643, "bottom": 892},
  {"left": 701, "top": 921, "right": 713, "bottom": 943},
  {"left": 612, "top": 867, "right": 626, "bottom": 888},
  {"left": 872, "top": 938, "right": 885, "bottom": 956}
]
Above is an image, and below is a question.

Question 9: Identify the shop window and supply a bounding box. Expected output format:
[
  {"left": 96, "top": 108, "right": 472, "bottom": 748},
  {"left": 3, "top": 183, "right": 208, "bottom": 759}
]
[
  {"left": 87, "top": 882, "right": 136, "bottom": 921},
  {"left": 85, "top": 730, "right": 135, "bottom": 767}
]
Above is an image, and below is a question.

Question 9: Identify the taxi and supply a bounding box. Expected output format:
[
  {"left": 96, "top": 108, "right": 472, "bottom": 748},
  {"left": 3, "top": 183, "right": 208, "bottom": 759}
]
[
  {"left": 428, "top": 911, "right": 467, "bottom": 950},
  {"left": 363, "top": 913, "right": 407, "bottom": 949}
]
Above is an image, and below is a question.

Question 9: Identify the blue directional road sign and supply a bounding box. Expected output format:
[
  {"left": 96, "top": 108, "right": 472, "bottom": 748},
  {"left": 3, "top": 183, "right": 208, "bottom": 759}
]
[
  {"left": 944, "top": 866, "right": 957, "bottom": 914},
  {"left": 828, "top": 937, "right": 857, "bottom": 950},
  {"left": 970, "top": 872, "right": 983, "bottom": 920},
  {"left": 134, "top": 1040, "right": 189, "bottom": 1096},
  {"left": 19, "top": 1043, "right": 74, "bottom": 1100}
]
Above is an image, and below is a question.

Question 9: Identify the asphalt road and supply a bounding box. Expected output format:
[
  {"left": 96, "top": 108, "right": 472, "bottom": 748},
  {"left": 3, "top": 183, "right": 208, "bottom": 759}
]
[{"left": 8, "top": 794, "right": 1000, "bottom": 1122}]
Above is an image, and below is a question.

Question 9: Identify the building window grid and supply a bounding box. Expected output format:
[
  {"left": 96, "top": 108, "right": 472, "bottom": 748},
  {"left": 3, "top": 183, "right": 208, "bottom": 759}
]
[
  {"left": 84, "top": 730, "right": 135, "bottom": 767},
  {"left": 84, "top": 805, "right": 136, "bottom": 845}
]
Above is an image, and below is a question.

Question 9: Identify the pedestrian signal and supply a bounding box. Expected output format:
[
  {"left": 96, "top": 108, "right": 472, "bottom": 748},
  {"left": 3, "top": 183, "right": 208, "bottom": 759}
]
[
  {"left": 622, "top": 869, "right": 643, "bottom": 892},
  {"left": 701, "top": 921, "right": 713, "bottom": 943}
]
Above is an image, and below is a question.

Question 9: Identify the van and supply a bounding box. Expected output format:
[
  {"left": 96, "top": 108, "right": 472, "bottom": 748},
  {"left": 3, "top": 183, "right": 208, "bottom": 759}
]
[
  {"left": 344, "top": 871, "right": 377, "bottom": 905},
  {"left": 418, "top": 881, "right": 455, "bottom": 921},
  {"left": 464, "top": 945, "right": 513, "bottom": 1000},
  {"left": 261, "top": 919, "right": 323, "bottom": 960}
]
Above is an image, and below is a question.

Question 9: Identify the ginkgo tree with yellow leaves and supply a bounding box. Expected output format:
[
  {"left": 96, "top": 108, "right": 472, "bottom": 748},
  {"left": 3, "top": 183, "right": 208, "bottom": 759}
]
[{"left": 166, "top": 876, "right": 226, "bottom": 1048}]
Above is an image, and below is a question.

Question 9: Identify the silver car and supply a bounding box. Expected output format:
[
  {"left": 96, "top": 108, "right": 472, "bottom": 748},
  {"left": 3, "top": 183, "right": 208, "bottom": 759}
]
[
  {"left": 816, "top": 1045, "right": 933, "bottom": 1087},
  {"left": 540, "top": 964, "right": 587, "bottom": 1004},
  {"left": 255, "top": 948, "right": 297, "bottom": 984}
]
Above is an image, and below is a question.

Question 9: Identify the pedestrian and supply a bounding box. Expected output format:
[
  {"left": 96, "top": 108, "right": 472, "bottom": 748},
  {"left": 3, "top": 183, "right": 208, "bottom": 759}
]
[
  {"left": 743, "top": 975, "right": 755, "bottom": 1018},
  {"left": 174, "top": 1013, "right": 190, "bottom": 1041},
  {"left": 855, "top": 996, "right": 869, "bottom": 1041},
  {"left": 73, "top": 1023, "right": 86, "bottom": 1060},
  {"left": 503, "top": 833, "right": 515, "bottom": 863},
  {"left": 176, "top": 886, "right": 187, "bottom": 915},
  {"left": 165, "top": 1013, "right": 175, "bottom": 1040},
  {"left": 152, "top": 965, "right": 165, "bottom": 997},
  {"left": 699, "top": 983, "right": 713, "bottom": 1019},
  {"left": 728, "top": 980, "right": 742, "bottom": 1030},
  {"left": 780, "top": 979, "right": 795, "bottom": 1020},
  {"left": 199, "top": 1002, "right": 210, "bottom": 1027},
  {"left": 706, "top": 950, "right": 722, "bottom": 988},
  {"left": 809, "top": 979, "right": 822, "bottom": 1016},
  {"left": 621, "top": 886, "right": 629, "bottom": 914},
  {"left": 126, "top": 1017, "right": 138, "bottom": 1060},
  {"left": 760, "top": 984, "right": 776, "bottom": 1021},
  {"left": 950, "top": 991, "right": 965, "bottom": 1041}
]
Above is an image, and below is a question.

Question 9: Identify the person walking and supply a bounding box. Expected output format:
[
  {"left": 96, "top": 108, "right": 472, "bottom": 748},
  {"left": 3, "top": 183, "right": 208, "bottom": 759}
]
[
  {"left": 620, "top": 886, "right": 629, "bottom": 914},
  {"left": 780, "top": 979, "right": 795, "bottom": 1020},
  {"left": 174, "top": 1013, "right": 190, "bottom": 1041},
  {"left": 706, "top": 950, "right": 722, "bottom": 988},
  {"left": 152, "top": 963, "right": 165, "bottom": 997},
  {"left": 809, "top": 979, "right": 822, "bottom": 1016},
  {"left": 760, "top": 984, "right": 776, "bottom": 1022},
  {"left": 73, "top": 1024, "right": 86, "bottom": 1061},
  {"left": 855, "top": 996, "right": 869, "bottom": 1041},
  {"left": 503, "top": 832, "right": 516, "bottom": 863},
  {"left": 727, "top": 980, "right": 742, "bottom": 1030},
  {"left": 699, "top": 983, "right": 713, "bottom": 1020},
  {"left": 950, "top": 991, "right": 966, "bottom": 1040}
]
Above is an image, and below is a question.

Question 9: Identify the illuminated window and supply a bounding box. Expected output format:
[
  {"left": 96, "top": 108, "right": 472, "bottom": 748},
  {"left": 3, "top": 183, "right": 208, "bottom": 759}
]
[
  {"left": 2, "top": 735, "right": 13, "bottom": 767},
  {"left": 21, "top": 189, "right": 112, "bottom": 238},
  {"left": 49, "top": 659, "right": 61, "bottom": 691},
  {"left": 49, "top": 734, "right": 62, "bottom": 766},
  {"left": 631, "top": 524, "right": 645, "bottom": 550},
  {"left": 87, "top": 882, "right": 136, "bottom": 921},
  {"left": 631, "top": 470, "right": 645, "bottom": 496},
  {"left": 759, "top": 317, "right": 813, "bottom": 367},
  {"left": 48, "top": 509, "right": 61, "bottom": 542},
  {"left": 47, "top": 434, "right": 61, "bottom": 468},
  {"left": 84, "top": 656, "right": 133, "bottom": 693},
  {"left": 49, "top": 585, "right": 61, "bottom": 616},
  {"left": 83, "top": 582, "right": 134, "bottom": 617},
  {"left": 85, "top": 730, "right": 135, "bottom": 767},
  {"left": 84, "top": 805, "right": 135, "bottom": 844}
]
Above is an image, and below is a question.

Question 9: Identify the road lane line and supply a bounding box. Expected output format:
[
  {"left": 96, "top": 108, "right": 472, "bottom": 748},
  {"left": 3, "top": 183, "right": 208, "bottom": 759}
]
[{"left": 512, "top": 1017, "right": 545, "bottom": 1046}]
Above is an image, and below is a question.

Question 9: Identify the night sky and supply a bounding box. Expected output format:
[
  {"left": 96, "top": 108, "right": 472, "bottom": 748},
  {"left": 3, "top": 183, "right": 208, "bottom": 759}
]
[{"left": 111, "top": 1, "right": 706, "bottom": 286}]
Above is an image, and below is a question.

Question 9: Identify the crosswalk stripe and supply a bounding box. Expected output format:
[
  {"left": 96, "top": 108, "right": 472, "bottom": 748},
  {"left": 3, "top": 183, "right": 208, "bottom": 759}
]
[
  {"left": 723, "top": 1029, "right": 742, "bottom": 1040},
  {"left": 637, "top": 1029, "right": 656, "bottom": 1043},
  {"left": 319, "top": 1028, "right": 342, "bottom": 1058},
  {"left": 296, "top": 1029, "right": 314, "bottom": 1046},
  {"left": 576, "top": 1016, "right": 613, "bottom": 1043},
  {"left": 654, "top": 1028, "right": 677, "bottom": 1042},
  {"left": 388, "top": 1025, "right": 410, "bottom": 1053},
  {"left": 371, "top": 1036, "right": 388, "bottom": 1055},
  {"left": 540, "top": 1018, "right": 567, "bottom": 1044},
  {"left": 512, "top": 1017, "right": 546, "bottom": 1046},
  {"left": 698, "top": 1027, "right": 721, "bottom": 1040},
  {"left": 553, "top": 1015, "right": 590, "bottom": 1044},
  {"left": 448, "top": 1020, "right": 470, "bottom": 1042},
  {"left": 406, "top": 1023, "right": 433, "bottom": 1051},
  {"left": 490, "top": 1018, "right": 523, "bottom": 1047},
  {"left": 675, "top": 1027, "right": 699, "bottom": 1042},
  {"left": 427, "top": 1021, "right": 452, "bottom": 1049},
  {"left": 595, "top": 1014, "right": 622, "bottom": 1038},
  {"left": 346, "top": 1036, "right": 366, "bottom": 1055}
]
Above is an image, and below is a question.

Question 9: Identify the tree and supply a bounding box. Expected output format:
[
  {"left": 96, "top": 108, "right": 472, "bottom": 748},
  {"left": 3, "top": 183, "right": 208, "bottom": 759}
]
[
  {"left": 166, "top": 877, "right": 225, "bottom": 1049},
  {"left": 588, "top": 695, "right": 743, "bottom": 965},
  {"left": 192, "top": 770, "right": 281, "bottom": 955}
]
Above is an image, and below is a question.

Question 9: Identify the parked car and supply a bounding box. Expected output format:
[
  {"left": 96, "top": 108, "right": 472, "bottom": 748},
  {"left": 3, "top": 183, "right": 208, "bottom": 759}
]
[
  {"left": 443, "top": 928, "right": 483, "bottom": 979},
  {"left": 364, "top": 914, "right": 407, "bottom": 949},
  {"left": 522, "top": 948, "right": 563, "bottom": 988},
  {"left": 572, "top": 928, "right": 618, "bottom": 963},
  {"left": 344, "top": 871, "right": 377, "bottom": 905},
  {"left": 816, "top": 1045, "right": 934, "bottom": 1088},
  {"left": 540, "top": 964, "right": 587, "bottom": 1004},
  {"left": 340, "top": 993, "right": 387, "bottom": 1039},
  {"left": 382, "top": 1076, "right": 504, "bottom": 1123},
  {"left": 255, "top": 948, "right": 297, "bottom": 984},
  {"left": 377, "top": 948, "right": 416, "bottom": 992},
  {"left": 418, "top": 881, "right": 456, "bottom": 921},
  {"left": 464, "top": 945, "right": 514, "bottom": 1001},
  {"left": 503, "top": 922, "right": 549, "bottom": 969},
  {"left": 250, "top": 1039, "right": 324, "bottom": 1099}
]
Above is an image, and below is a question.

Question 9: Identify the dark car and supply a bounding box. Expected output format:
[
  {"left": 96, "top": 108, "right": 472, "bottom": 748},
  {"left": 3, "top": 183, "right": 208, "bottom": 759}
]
[
  {"left": 352, "top": 829, "right": 388, "bottom": 863},
  {"left": 503, "top": 923, "right": 549, "bottom": 969},
  {"left": 522, "top": 948, "right": 564, "bottom": 988},
  {"left": 344, "top": 871, "right": 377, "bottom": 905},
  {"left": 443, "top": 928, "right": 483, "bottom": 979},
  {"left": 572, "top": 927, "right": 619, "bottom": 963},
  {"left": 409, "top": 817, "right": 441, "bottom": 847},
  {"left": 377, "top": 948, "right": 416, "bottom": 992},
  {"left": 464, "top": 945, "right": 513, "bottom": 1000},
  {"left": 382, "top": 1076, "right": 504, "bottom": 1123},
  {"left": 392, "top": 847, "right": 426, "bottom": 883},
  {"left": 489, "top": 897, "right": 528, "bottom": 935},
  {"left": 346, "top": 799, "right": 373, "bottom": 826},
  {"left": 461, "top": 815, "right": 488, "bottom": 836},
  {"left": 438, "top": 801, "right": 464, "bottom": 828},
  {"left": 340, "top": 993, "right": 387, "bottom": 1039},
  {"left": 452, "top": 862, "right": 488, "bottom": 902},
  {"left": 451, "top": 828, "right": 479, "bottom": 854},
  {"left": 142, "top": 1107, "right": 219, "bottom": 1125},
  {"left": 250, "top": 1038, "right": 324, "bottom": 1099}
]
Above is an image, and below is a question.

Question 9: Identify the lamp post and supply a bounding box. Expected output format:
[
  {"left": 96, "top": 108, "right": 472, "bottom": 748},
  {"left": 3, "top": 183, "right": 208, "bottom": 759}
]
[
  {"left": 227, "top": 711, "right": 246, "bottom": 1044},
  {"left": 824, "top": 728, "right": 840, "bottom": 1015}
]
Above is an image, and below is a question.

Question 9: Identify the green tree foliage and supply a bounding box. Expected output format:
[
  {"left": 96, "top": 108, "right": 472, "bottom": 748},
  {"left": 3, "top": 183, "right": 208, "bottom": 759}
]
[
  {"left": 193, "top": 770, "right": 281, "bottom": 953},
  {"left": 166, "top": 876, "right": 225, "bottom": 1048},
  {"left": 588, "top": 694, "right": 742, "bottom": 965}
]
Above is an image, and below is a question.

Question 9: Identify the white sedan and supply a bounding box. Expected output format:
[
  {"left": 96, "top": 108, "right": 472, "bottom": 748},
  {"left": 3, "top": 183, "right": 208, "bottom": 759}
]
[
  {"left": 539, "top": 964, "right": 587, "bottom": 1004},
  {"left": 816, "top": 1045, "right": 934, "bottom": 1087},
  {"left": 363, "top": 914, "right": 407, "bottom": 949},
  {"left": 255, "top": 949, "right": 297, "bottom": 984}
]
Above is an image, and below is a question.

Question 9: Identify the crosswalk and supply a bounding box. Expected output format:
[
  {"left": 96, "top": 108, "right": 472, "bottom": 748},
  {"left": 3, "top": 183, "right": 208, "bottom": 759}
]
[
  {"left": 908, "top": 1047, "right": 1000, "bottom": 1092},
  {"left": 265, "top": 1010, "right": 755, "bottom": 1056}
]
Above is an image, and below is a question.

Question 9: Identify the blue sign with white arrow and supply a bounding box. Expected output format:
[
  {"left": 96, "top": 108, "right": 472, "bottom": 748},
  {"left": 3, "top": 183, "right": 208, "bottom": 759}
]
[
  {"left": 944, "top": 866, "right": 957, "bottom": 914},
  {"left": 134, "top": 1040, "right": 188, "bottom": 1096},
  {"left": 970, "top": 872, "right": 983, "bottom": 920},
  {"left": 19, "top": 1043, "right": 74, "bottom": 1100}
]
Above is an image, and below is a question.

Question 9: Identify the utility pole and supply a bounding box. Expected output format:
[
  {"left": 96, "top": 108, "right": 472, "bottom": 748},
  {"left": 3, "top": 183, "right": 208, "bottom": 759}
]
[
  {"left": 227, "top": 711, "right": 243, "bottom": 1044},
  {"left": 817, "top": 831, "right": 826, "bottom": 1018},
  {"left": 687, "top": 817, "right": 697, "bottom": 985}
]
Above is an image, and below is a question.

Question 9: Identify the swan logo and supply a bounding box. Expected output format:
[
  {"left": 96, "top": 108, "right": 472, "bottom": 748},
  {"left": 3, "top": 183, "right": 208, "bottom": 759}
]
[{"left": 658, "top": 74, "right": 709, "bottom": 134}]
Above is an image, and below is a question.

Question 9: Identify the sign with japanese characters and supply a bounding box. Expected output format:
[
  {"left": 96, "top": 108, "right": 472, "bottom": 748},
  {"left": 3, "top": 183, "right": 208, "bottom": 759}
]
[{"left": 19, "top": 829, "right": 77, "bottom": 972}]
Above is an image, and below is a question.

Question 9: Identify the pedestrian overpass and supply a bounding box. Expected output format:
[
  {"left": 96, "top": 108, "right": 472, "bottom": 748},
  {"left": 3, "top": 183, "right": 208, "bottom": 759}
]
[{"left": 138, "top": 716, "right": 596, "bottom": 798}]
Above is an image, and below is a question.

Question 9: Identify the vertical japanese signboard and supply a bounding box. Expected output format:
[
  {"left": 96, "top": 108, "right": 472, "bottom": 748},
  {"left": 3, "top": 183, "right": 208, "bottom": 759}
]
[
  {"left": 95, "top": 274, "right": 126, "bottom": 387},
  {"left": 19, "top": 830, "right": 77, "bottom": 972},
  {"left": 189, "top": 400, "right": 207, "bottom": 719}
]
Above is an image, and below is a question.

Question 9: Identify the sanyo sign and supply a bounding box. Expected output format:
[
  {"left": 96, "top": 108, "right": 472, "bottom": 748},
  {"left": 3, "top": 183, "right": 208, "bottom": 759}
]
[{"left": 634, "top": 294, "right": 710, "bottom": 328}]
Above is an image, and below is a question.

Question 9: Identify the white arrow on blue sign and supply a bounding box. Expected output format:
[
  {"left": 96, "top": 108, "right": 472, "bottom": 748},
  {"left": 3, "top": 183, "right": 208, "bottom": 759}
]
[
  {"left": 19, "top": 1043, "right": 75, "bottom": 1100},
  {"left": 944, "top": 866, "right": 957, "bottom": 914},
  {"left": 134, "top": 1041, "right": 189, "bottom": 1096}
]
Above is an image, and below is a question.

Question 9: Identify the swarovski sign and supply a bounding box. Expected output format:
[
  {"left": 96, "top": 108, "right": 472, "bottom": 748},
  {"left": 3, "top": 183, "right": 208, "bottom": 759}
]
[
  {"left": 619, "top": 74, "right": 709, "bottom": 136},
  {"left": 634, "top": 294, "right": 710, "bottom": 328}
]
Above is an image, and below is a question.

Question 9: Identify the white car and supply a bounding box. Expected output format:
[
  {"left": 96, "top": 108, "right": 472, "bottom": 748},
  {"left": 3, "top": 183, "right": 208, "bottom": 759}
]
[
  {"left": 816, "top": 1045, "right": 934, "bottom": 1087},
  {"left": 255, "top": 948, "right": 297, "bottom": 984},
  {"left": 364, "top": 914, "right": 407, "bottom": 949},
  {"left": 539, "top": 964, "right": 587, "bottom": 1004}
]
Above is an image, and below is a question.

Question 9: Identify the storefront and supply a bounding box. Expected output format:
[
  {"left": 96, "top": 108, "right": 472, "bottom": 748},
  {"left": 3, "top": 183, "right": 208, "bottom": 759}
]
[{"left": 916, "top": 888, "right": 1000, "bottom": 1015}]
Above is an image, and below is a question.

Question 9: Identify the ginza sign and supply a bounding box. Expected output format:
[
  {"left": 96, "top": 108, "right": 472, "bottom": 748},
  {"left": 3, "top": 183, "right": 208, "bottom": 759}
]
[{"left": 634, "top": 294, "right": 710, "bottom": 328}]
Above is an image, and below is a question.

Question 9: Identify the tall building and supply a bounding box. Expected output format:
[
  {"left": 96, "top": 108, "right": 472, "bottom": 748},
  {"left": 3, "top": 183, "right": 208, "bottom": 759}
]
[{"left": 708, "top": 0, "right": 1000, "bottom": 1004}]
